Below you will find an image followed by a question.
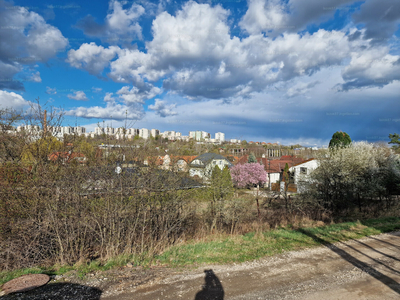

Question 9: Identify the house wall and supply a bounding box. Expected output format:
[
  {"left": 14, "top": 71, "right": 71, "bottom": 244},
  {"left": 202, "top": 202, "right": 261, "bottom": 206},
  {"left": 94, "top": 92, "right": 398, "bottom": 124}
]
[
  {"left": 289, "top": 160, "right": 319, "bottom": 184},
  {"left": 268, "top": 173, "right": 281, "bottom": 187},
  {"left": 189, "top": 158, "right": 231, "bottom": 178},
  {"left": 175, "top": 159, "right": 188, "bottom": 172},
  {"left": 191, "top": 159, "right": 203, "bottom": 166},
  {"left": 189, "top": 168, "right": 204, "bottom": 178}
]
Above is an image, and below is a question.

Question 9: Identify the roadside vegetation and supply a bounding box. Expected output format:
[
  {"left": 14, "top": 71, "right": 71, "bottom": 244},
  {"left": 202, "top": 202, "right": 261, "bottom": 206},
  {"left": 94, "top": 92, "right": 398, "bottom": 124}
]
[
  {"left": 1, "top": 216, "right": 400, "bottom": 286},
  {"left": 1, "top": 104, "right": 400, "bottom": 288}
]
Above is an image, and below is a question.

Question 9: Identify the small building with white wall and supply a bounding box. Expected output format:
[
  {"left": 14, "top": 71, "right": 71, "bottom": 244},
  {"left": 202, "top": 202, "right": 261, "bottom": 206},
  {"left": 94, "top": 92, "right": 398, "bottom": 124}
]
[
  {"left": 289, "top": 158, "right": 319, "bottom": 192},
  {"left": 189, "top": 153, "right": 233, "bottom": 179}
]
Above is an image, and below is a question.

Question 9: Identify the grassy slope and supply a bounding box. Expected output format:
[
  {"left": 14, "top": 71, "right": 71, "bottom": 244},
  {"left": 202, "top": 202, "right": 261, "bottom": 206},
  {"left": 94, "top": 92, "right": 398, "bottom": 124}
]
[{"left": 1, "top": 216, "right": 400, "bottom": 286}]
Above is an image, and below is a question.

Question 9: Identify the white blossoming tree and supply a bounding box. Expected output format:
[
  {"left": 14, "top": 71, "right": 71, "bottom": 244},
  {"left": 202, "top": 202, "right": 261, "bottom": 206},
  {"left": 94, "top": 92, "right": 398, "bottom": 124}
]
[{"left": 304, "top": 142, "right": 400, "bottom": 214}]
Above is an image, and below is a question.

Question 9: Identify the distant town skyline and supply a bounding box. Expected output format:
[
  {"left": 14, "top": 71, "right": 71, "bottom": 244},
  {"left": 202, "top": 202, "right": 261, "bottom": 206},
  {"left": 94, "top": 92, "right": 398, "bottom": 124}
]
[{"left": 1, "top": 0, "right": 399, "bottom": 147}]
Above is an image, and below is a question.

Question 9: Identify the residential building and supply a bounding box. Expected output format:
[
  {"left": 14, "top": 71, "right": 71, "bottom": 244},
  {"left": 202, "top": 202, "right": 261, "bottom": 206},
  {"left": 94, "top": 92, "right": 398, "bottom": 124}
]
[
  {"left": 127, "top": 128, "right": 139, "bottom": 136},
  {"left": 289, "top": 159, "right": 318, "bottom": 192},
  {"left": 73, "top": 126, "right": 86, "bottom": 135},
  {"left": 172, "top": 155, "right": 197, "bottom": 172},
  {"left": 95, "top": 127, "right": 104, "bottom": 135},
  {"left": 230, "top": 139, "right": 241, "bottom": 144},
  {"left": 84, "top": 132, "right": 96, "bottom": 138},
  {"left": 105, "top": 127, "right": 114, "bottom": 135},
  {"left": 139, "top": 128, "right": 150, "bottom": 139},
  {"left": 201, "top": 131, "right": 210, "bottom": 140},
  {"left": 215, "top": 132, "right": 225, "bottom": 142},
  {"left": 17, "top": 125, "right": 40, "bottom": 133},
  {"left": 115, "top": 127, "right": 125, "bottom": 135},
  {"left": 177, "top": 135, "right": 190, "bottom": 142},
  {"left": 48, "top": 151, "right": 86, "bottom": 164},
  {"left": 188, "top": 131, "right": 209, "bottom": 141},
  {"left": 151, "top": 129, "right": 160, "bottom": 137},
  {"left": 236, "top": 155, "right": 305, "bottom": 189},
  {"left": 189, "top": 153, "right": 233, "bottom": 179}
]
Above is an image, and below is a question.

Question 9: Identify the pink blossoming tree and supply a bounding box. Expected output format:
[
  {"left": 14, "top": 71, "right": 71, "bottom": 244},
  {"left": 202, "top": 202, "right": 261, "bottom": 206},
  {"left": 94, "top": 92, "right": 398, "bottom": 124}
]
[
  {"left": 230, "top": 162, "right": 268, "bottom": 218},
  {"left": 230, "top": 162, "right": 267, "bottom": 188}
]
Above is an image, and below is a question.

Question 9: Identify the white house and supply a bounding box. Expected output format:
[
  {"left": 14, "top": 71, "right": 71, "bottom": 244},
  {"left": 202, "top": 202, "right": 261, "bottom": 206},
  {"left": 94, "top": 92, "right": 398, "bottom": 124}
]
[
  {"left": 289, "top": 158, "right": 319, "bottom": 192},
  {"left": 189, "top": 153, "right": 233, "bottom": 179}
]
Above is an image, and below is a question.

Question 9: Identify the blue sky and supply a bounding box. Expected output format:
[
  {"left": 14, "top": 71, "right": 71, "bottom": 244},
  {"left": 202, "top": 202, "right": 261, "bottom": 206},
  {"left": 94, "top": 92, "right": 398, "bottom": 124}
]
[{"left": 1, "top": 0, "right": 399, "bottom": 146}]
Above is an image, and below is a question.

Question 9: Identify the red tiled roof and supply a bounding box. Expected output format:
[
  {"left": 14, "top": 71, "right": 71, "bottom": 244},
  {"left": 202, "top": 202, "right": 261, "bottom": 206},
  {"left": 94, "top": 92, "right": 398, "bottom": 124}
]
[
  {"left": 234, "top": 155, "right": 306, "bottom": 173},
  {"left": 146, "top": 155, "right": 198, "bottom": 166},
  {"left": 171, "top": 155, "right": 197, "bottom": 164},
  {"left": 48, "top": 152, "right": 86, "bottom": 163},
  {"left": 280, "top": 155, "right": 293, "bottom": 160},
  {"left": 224, "top": 155, "right": 240, "bottom": 164},
  {"left": 290, "top": 158, "right": 316, "bottom": 168},
  {"left": 146, "top": 156, "right": 164, "bottom": 166}
]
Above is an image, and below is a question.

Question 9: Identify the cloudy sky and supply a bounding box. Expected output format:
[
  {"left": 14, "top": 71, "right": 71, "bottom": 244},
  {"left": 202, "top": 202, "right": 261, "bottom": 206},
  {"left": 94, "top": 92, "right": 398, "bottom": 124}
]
[{"left": 1, "top": 0, "right": 399, "bottom": 146}]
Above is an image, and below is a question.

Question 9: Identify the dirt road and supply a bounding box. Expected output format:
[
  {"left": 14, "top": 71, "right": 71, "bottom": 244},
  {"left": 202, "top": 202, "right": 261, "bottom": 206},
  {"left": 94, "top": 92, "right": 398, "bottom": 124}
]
[
  {"left": 2, "top": 231, "right": 400, "bottom": 299},
  {"left": 102, "top": 231, "right": 400, "bottom": 300}
]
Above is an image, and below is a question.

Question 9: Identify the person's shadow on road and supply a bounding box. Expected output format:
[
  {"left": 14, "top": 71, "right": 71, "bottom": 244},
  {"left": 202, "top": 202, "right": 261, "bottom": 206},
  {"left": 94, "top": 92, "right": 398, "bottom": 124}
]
[{"left": 194, "top": 269, "right": 224, "bottom": 300}]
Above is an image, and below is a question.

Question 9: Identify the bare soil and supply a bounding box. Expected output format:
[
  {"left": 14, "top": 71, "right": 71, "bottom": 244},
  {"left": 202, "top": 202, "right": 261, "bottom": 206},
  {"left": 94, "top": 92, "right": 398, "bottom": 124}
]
[{"left": 2, "top": 231, "right": 400, "bottom": 299}]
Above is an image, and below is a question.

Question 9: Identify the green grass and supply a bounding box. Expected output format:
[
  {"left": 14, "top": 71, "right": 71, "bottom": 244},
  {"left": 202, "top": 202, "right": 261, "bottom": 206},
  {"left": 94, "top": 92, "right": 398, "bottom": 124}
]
[
  {"left": 2, "top": 216, "right": 400, "bottom": 287},
  {"left": 156, "top": 216, "right": 400, "bottom": 267}
]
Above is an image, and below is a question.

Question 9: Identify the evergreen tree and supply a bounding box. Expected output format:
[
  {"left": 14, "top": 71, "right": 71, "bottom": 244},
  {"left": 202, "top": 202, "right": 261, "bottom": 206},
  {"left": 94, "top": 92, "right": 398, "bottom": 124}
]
[
  {"left": 248, "top": 153, "right": 257, "bottom": 163},
  {"left": 221, "top": 165, "right": 234, "bottom": 197},
  {"left": 283, "top": 163, "right": 289, "bottom": 182},
  {"left": 329, "top": 131, "right": 351, "bottom": 149},
  {"left": 210, "top": 165, "right": 233, "bottom": 201},
  {"left": 208, "top": 165, "right": 233, "bottom": 232},
  {"left": 389, "top": 133, "right": 400, "bottom": 151}
]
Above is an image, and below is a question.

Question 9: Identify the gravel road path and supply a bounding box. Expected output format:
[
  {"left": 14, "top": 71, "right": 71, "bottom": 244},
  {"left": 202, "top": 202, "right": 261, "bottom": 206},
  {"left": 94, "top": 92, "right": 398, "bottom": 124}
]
[
  {"left": 2, "top": 231, "right": 400, "bottom": 299},
  {"left": 104, "top": 231, "right": 400, "bottom": 300}
]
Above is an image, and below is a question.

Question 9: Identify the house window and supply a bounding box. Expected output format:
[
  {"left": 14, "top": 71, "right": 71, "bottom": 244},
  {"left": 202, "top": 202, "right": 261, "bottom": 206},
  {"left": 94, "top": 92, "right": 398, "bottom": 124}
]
[{"left": 300, "top": 167, "right": 307, "bottom": 175}]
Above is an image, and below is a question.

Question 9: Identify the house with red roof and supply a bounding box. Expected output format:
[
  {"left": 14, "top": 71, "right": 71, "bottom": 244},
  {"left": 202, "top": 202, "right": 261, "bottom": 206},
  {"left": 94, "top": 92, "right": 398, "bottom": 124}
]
[
  {"left": 289, "top": 158, "right": 318, "bottom": 192},
  {"left": 48, "top": 151, "right": 86, "bottom": 164},
  {"left": 144, "top": 155, "right": 198, "bottom": 172},
  {"left": 236, "top": 154, "right": 307, "bottom": 188}
]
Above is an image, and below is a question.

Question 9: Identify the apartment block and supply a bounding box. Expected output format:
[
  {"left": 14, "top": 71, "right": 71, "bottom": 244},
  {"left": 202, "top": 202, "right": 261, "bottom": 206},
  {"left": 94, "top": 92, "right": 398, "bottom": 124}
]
[
  {"left": 150, "top": 129, "right": 160, "bottom": 137},
  {"left": 139, "top": 128, "right": 150, "bottom": 139},
  {"left": 215, "top": 132, "right": 225, "bottom": 142}
]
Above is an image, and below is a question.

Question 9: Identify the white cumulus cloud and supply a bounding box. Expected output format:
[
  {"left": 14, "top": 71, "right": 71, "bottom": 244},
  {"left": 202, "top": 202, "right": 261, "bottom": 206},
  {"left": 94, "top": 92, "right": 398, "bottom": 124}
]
[
  {"left": 76, "top": 0, "right": 145, "bottom": 45},
  {"left": 0, "top": 90, "right": 30, "bottom": 110},
  {"left": 67, "top": 91, "right": 88, "bottom": 101},
  {"left": 148, "top": 99, "right": 177, "bottom": 117},
  {"left": 0, "top": 0, "right": 68, "bottom": 90}
]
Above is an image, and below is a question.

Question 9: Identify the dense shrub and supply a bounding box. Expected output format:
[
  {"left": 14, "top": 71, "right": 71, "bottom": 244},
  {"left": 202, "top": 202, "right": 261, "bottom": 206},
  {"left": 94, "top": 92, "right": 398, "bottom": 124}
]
[{"left": 301, "top": 142, "right": 400, "bottom": 215}]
